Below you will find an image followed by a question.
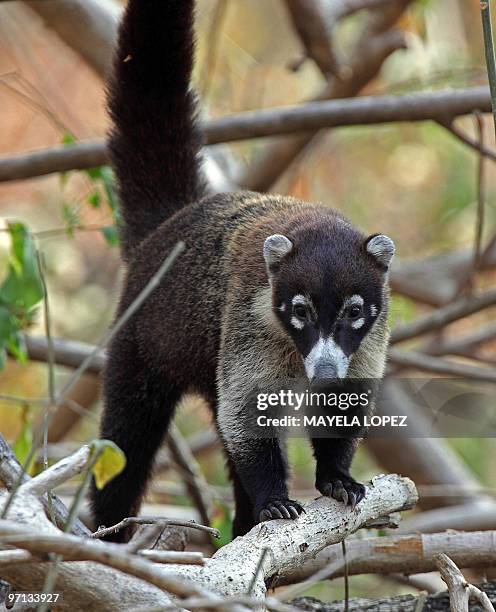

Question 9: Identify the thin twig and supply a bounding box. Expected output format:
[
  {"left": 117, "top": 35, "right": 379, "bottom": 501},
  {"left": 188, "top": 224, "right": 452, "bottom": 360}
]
[
  {"left": 473, "top": 113, "right": 487, "bottom": 273},
  {"left": 341, "top": 540, "right": 349, "bottom": 612},
  {"left": 438, "top": 118, "right": 496, "bottom": 163},
  {"left": 36, "top": 248, "right": 56, "bottom": 527},
  {"left": 91, "top": 517, "right": 220, "bottom": 540},
  {"left": 481, "top": 0, "right": 496, "bottom": 140}
]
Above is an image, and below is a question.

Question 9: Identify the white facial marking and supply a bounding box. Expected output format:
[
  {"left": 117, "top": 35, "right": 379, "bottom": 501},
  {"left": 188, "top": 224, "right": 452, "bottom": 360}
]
[
  {"left": 290, "top": 316, "right": 304, "bottom": 330},
  {"left": 279, "top": 303, "right": 286, "bottom": 312},
  {"left": 370, "top": 304, "right": 378, "bottom": 317},
  {"left": 347, "top": 294, "right": 364, "bottom": 306},
  {"left": 292, "top": 294, "right": 306, "bottom": 306},
  {"left": 351, "top": 317, "right": 365, "bottom": 329},
  {"left": 304, "top": 336, "right": 349, "bottom": 380}
]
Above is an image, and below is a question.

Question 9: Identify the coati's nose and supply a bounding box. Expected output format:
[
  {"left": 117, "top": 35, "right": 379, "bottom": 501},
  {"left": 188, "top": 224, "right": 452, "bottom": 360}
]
[{"left": 311, "top": 359, "right": 339, "bottom": 381}]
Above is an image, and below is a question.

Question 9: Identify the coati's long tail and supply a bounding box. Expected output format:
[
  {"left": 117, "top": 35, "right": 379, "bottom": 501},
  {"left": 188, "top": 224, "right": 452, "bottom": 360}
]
[{"left": 108, "top": 0, "right": 206, "bottom": 256}]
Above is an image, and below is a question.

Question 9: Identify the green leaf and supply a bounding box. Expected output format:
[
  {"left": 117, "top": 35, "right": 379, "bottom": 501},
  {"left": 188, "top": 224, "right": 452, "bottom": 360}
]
[
  {"left": 0, "top": 223, "right": 44, "bottom": 313},
  {"left": 0, "top": 306, "right": 19, "bottom": 370},
  {"left": 61, "top": 132, "right": 76, "bottom": 146},
  {"left": 100, "top": 167, "right": 121, "bottom": 220},
  {"left": 211, "top": 500, "right": 232, "bottom": 548},
  {"left": 6, "top": 332, "right": 27, "bottom": 364},
  {"left": 101, "top": 225, "right": 119, "bottom": 247},
  {"left": 0, "top": 306, "right": 14, "bottom": 340},
  {"left": 61, "top": 203, "right": 80, "bottom": 237},
  {"left": 87, "top": 190, "right": 101, "bottom": 209},
  {"left": 85, "top": 166, "right": 103, "bottom": 181},
  {"left": 91, "top": 440, "right": 126, "bottom": 490}
]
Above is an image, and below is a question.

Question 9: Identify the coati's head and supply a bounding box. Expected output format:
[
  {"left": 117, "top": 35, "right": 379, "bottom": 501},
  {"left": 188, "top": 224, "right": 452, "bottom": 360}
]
[{"left": 263, "top": 220, "right": 394, "bottom": 381}]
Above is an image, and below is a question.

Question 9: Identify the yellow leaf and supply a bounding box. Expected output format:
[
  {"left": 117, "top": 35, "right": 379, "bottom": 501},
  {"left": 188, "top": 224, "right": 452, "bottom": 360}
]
[{"left": 91, "top": 441, "right": 126, "bottom": 490}]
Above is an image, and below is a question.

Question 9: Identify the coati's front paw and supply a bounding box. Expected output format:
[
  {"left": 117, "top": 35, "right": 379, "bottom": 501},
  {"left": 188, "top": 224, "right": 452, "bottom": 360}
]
[
  {"left": 256, "top": 498, "right": 305, "bottom": 523},
  {"left": 317, "top": 475, "right": 366, "bottom": 510}
]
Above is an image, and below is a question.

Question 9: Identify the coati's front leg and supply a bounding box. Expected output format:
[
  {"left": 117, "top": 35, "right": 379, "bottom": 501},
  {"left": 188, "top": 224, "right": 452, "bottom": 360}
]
[
  {"left": 311, "top": 437, "right": 366, "bottom": 509},
  {"left": 217, "top": 341, "right": 304, "bottom": 535},
  {"left": 218, "top": 409, "right": 304, "bottom": 534}
]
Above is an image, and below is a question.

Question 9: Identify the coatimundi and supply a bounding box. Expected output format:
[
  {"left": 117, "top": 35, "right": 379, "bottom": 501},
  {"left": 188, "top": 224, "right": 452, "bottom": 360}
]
[{"left": 90, "top": 0, "right": 395, "bottom": 540}]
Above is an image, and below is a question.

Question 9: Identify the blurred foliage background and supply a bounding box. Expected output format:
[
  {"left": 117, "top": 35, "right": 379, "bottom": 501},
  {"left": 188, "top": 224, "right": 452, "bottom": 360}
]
[{"left": 0, "top": 0, "right": 495, "bottom": 602}]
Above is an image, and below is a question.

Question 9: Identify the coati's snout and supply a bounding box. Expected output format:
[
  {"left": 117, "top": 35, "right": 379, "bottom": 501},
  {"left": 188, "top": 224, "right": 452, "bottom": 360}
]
[{"left": 263, "top": 227, "right": 395, "bottom": 382}]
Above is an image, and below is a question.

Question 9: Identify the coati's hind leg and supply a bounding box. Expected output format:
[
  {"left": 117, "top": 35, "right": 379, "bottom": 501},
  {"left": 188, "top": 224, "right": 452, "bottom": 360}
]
[
  {"left": 311, "top": 438, "right": 366, "bottom": 510},
  {"left": 90, "top": 330, "right": 182, "bottom": 542}
]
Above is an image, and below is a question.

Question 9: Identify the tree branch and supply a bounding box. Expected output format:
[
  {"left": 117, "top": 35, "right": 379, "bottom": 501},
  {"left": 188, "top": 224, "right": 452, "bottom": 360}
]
[
  {"left": 24, "top": 0, "right": 119, "bottom": 77},
  {"left": 391, "top": 287, "right": 496, "bottom": 344},
  {"left": 279, "top": 530, "right": 496, "bottom": 585},
  {"left": 387, "top": 348, "right": 496, "bottom": 381},
  {"left": 284, "top": 0, "right": 341, "bottom": 78},
  {"left": 0, "top": 435, "right": 90, "bottom": 538},
  {"left": 239, "top": 0, "right": 413, "bottom": 191},
  {"left": 0, "top": 436, "right": 418, "bottom": 610},
  {"left": 434, "top": 553, "right": 495, "bottom": 612},
  {"left": 0, "top": 86, "right": 491, "bottom": 182}
]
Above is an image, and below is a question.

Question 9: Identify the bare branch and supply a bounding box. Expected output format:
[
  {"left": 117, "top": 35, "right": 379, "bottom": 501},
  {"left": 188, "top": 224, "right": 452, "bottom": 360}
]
[
  {"left": 434, "top": 553, "right": 495, "bottom": 612},
  {"left": 25, "top": 335, "right": 105, "bottom": 374},
  {"left": 0, "top": 140, "right": 107, "bottom": 182},
  {"left": 399, "top": 500, "right": 496, "bottom": 533},
  {"left": 0, "top": 521, "right": 214, "bottom": 601},
  {"left": 24, "top": 0, "right": 119, "bottom": 77},
  {"left": 387, "top": 348, "right": 496, "bottom": 381},
  {"left": 278, "top": 530, "right": 496, "bottom": 585},
  {"left": 423, "top": 321, "right": 496, "bottom": 357},
  {"left": 0, "top": 439, "right": 418, "bottom": 610},
  {"left": 0, "top": 549, "right": 33, "bottom": 566},
  {"left": 91, "top": 517, "right": 219, "bottom": 540},
  {"left": 438, "top": 118, "right": 496, "bottom": 163},
  {"left": 0, "top": 434, "right": 90, "bottom": 537},
  {"left": 21, "top": 446, "right": 91, "bottom": 497},
  {"left": 239, "top": 0, "right": 413, "bottom": 191},
  {"left": 137, "top": 550, "right": 204, "bottom": 565},
  {"left": 391, "top": 287, "right": 496, "bottom": 344},
  {"left": 284, "top": 0, "right": 341, "bottom": 78},
  {"left": 0, "top": 86, "right": 491, "bottom": 183}
]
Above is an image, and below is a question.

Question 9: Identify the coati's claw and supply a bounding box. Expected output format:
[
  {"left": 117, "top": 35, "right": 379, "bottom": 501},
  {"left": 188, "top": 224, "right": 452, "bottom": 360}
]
[
  {"left": 257, "top": 499, "right": 305, "bottom": 523},
  {"left": 318, "top": 476, "right": 366, "bottom": 509},
  {"left": 348, "top": 491, "right": 357, "bottom": 511},
  {"left": 269, "top": 505, "right": 284, "bottom": 519},
  {"left": 259, "top": 508, "right": 272, "bottom": 521}
]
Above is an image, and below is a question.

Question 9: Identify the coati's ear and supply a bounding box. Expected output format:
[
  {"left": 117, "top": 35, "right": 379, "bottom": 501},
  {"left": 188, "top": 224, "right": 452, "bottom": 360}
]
[
  {"left": 263, "top": 234, "right": 293, "bottom": 276},
  {"left": 365, "top": 234, "right": 395, "bottom": 270}
]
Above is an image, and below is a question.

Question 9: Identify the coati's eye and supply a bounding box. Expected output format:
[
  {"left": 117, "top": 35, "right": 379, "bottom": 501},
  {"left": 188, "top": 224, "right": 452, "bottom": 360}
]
[
  {"left": 293, "top": 304, "right": 308, "bottom": 321},
  {"left": 347, "top": 304, "right": 362, "bottom": 320}
]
